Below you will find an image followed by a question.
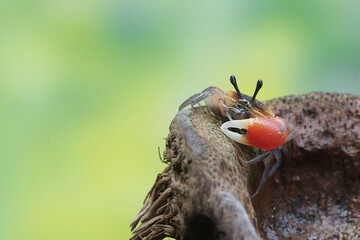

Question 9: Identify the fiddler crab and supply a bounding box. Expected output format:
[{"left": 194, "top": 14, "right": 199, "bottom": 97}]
[{"left": 179, "top": 75, "right": 290, "bottom": 198}]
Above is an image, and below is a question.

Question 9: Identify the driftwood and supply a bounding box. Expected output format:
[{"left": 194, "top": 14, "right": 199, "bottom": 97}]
[{"left": 130, "top": 92, "right": 360, "bottom": 240}]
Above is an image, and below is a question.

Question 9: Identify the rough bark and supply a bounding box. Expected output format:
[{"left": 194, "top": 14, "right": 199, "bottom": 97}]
[{"left": 130, "top": 92, "right": 360, "bottom": 240}]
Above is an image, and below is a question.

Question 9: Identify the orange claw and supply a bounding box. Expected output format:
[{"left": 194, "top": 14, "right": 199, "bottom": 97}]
[{"left": 221, "top": 117, "right": 290, "bottom": 150}]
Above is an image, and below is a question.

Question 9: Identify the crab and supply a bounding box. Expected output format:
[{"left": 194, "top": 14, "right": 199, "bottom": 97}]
[{"left": 179, "top": 75, "right": 290, "bottom": 197}]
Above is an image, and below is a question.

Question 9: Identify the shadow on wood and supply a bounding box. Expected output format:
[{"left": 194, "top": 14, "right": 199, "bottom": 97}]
[{"left": 130, "top": 92, "right": 360, "bottom": 240}]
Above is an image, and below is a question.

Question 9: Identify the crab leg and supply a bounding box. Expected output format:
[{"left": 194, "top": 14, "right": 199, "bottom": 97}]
[
  {"left": 251, "top": 159, "right": 271, "bottom": 198},
  {"left": 267, "top": 148, "right": 282, "bottom": 177},
  {"left": 240, "top": 151, "right": 271, "bottom": 164},
  {"left": 178, "top": 87, "right": 215, "bottom": 111},
  {"left": 179, "top": 92, "right": 202, "bottom": 111}
]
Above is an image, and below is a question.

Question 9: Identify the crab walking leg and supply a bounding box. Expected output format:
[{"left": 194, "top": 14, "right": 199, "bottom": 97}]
[
  {"left": 178, "top": 92, "right": 202, "bottom": 111},
  {"left": 267, "top": 148, "right": 282, "bottom": 177},
  {"left": 242, "top": 149, "right": 281, "bottom": 198},
  {"left": 251, "top": 158, "right": 271, "bottom": 198},
  {"left": 240, "top": 151, "right": 271, "bottom": 164},
  {"left": 178, "top": 87, "right": 215, "bottom": 111},
  {"left": 218, "top": 99, "right": 233, "bottom": 120},
  {"left": 224, "top": 110, "right": 233, "bottom": 121},
  {"left": 190, "top": 89, "right": 216, "bottom": 108}
]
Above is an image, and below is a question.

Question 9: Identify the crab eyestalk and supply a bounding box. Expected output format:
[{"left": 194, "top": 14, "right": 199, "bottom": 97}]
[
  {"left": 230, "top": 75, "right": 243, "bottom": 99},
  {"left": 251, "top": 80, "right": 263, "bottom": 103},
  {"left": 221, "top": 117, "right": 290, "bottom": 150}
]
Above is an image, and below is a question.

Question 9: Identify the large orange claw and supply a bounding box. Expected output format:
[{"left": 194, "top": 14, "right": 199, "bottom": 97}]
[{"left": 221, "top": 117, "right": 290, "bottom": 150}]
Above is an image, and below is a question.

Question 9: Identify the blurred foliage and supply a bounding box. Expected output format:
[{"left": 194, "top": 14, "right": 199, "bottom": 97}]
[{"left": 0, "top": 1, "right": 359, "bottom": 239}]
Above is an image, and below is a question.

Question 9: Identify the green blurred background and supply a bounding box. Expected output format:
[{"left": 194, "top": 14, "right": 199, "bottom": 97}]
[{"left": 1, "top": 1, "right": 360, "bottom": 239}]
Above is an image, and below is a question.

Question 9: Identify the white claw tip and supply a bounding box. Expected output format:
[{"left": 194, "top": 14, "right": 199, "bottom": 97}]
[{"left": 221, "top": 119, "right": 252, "bottom": 146}]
